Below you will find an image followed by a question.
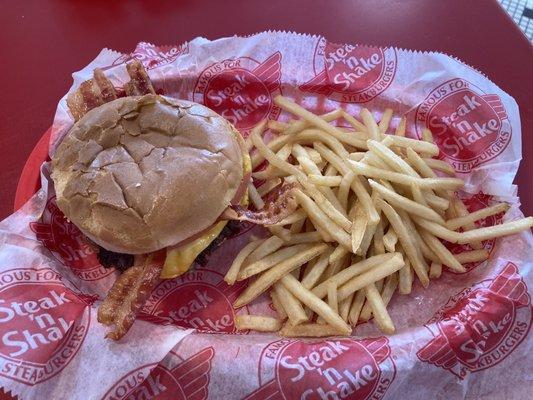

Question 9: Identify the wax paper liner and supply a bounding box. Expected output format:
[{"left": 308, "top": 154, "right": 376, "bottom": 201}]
[{"left": 0, "top": 31, "right": 531, "bottom": 400}]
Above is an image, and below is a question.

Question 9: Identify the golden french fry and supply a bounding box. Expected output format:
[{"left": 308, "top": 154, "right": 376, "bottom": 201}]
[
  {"left": 359, "top": 279, "right": 384, "bottom": 321},
  {"left": 275, "top": 281, "right": 308, "bottom": 326},
  {"left": 338, "top": 171, "right": 355, "bottom": 211},
  {"left": 274, "top": 96, "right": 367, "bottom": 149},
  {"left": 336, "top": 255, "right": 405, "bottom": 300},
  {"left": 383, "top": 226, "right": 398, "bottom": 252},
  {"left": 239, "top": 244, "right": 311, "bottom": 280},
  {"left": 301, "top": 247, "right": 334, "bottom": 289},
  {"left": 452, "top": 198, "right": 483, "bottom": 250},
  {"left": 327, "top": 281, "right": 339, "bottom": 314},
  {"left": 234, "top": 243, "right": 328, "bottom": 308},
  {"left": 387, "top": 135, "right": 439, "bottom": 156},
  {"left": 251, "top": 127, "right": 303, "bottom": 177},
  {"left": 357, "top": 222, "right": 377, "bottom": 257},
  {"left": 308, "top": 175, "right": 343, "bottom": 187},
  {"left": 446, "top": 203, "right": 509, "bottom": 230},
  {"left": 274, "top": 208, "right": 307, "bottom": 226},
  {"left": 268, "top": 225, "right": 291, "bottom": 241},
  {"left": 270, "top": 290, "right": 288, "bottom": 319},
  {"left": 251, "top": 132, "right": 291, "bottom": 169},
  {"left": 235, "top": 315, "right": 283, "bottom": 332},
  {"left": 284, "top": 231, "right": 323, "bottom": 244},
  {"left": 360, "top": 108, "right": 380, "bottom": 140},
  {"left": 370, "top": 180, "right": 444, "bottom": 224},
  {"left": 348, "top": 152, "right": 365, "bottom": 161},
  {"left": 280, "top": 274, "right": 351, "bottom": 334},
  {"left": 224, "top": 239, "right": 265, "bottom": 285},
  {"left": 378, "top": 109, "right": 393, "bottom": 134},
  {"left": 454, "top": 249, "right": 489, "bottom": 264},
  {"left": 422, "top": 158, "right": 455, "bottom": 175},
  {"left": 341, "top": 110, "right": 367, "bottom": 132},
  {"left": 364, "top": 283, "right": 395, "bottom": 334},
  {"left": 247, "top": 236, "right": 285, "bottom": 264},
  {"left": 294, "top": 189, "right": 352, "bottom": 249},
  {"left": 267, "top": 120, "right": 289, "bottom": 132},
  {"left": 378, "top": 199, "right": 430, "bottom": 287},
  {"left": 351, "top": 204, "right": 368, "bottom": 253},
  {"left": 312, "top": 253, "right": 402, "bottom": 299},
  {"left": 248, "top": 182, "right": 265, "bottom": 210},
  {"left": 412, "top": 216, "right": 460, "bottom": 243},
  {"left": 283, "top": 109, "right": 344, "bottom": 135},
  {"left": 304, "top": 146, "right": 323, "bottom": 164},
  {"left": 457, "top": 217, "right": 533, "bottom": 243},
  {"left": 398, "top": 255, "right": 413, "bottom": 294},
  {"left": 339, "top": 292, "right": 355, "bottom": 322},
  {"left": 348, "top": 290, "right": 366, "bottom": 325},
  {"left": 280, "top": 322, "right": 349, "bottom": 337},
  {"left": 373, "top": 219, "right": 385, "bottom": 254},
  {"left": 429, "top": 262, "right": 442, "bottom": 279},
  {"left": 290, "top": 218, "right": 306, "bottom": 234},
  {"left": 395, "top": 116, "right": 406, "bottom": 137},
  {"left": 418, "top": 229, "right": 465, "bottom": 273}
]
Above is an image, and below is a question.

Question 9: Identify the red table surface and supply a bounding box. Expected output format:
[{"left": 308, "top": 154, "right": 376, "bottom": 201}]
[{"left": 0, "top": 0, "right": 531, "bottom": 220}]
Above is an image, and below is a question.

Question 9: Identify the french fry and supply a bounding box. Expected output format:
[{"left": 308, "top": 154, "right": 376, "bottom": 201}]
[
  {"left": 351, "top": 204, "right": 368, "bottom": 253},
  {"left": 339, "top": 292, "right": 355, "bottom": 322},
  {"left": 422, "top": 158, "right": 455, "bottom": 175},
  {"left": 368, "top": 139, "right": 420, "bottom": 177},
  {"left": 378, "top": 109, "right": 394, "bottom": 134},
  {"left": 267, "top": 120, "right": 289, "bottom": 132},
  {"left": 327, "top": 281, "right": 339, "bottom": 314},
  {"left": 251, "top": 132, "right": 291, "bottom": 169},
  {"left": 235, "top": 315, "right": 283, "bottom": 332},
  {"left": 446, "top": 203, "right": 509, "bottom": 230},
  {"left": 383, "top": 226, "right": 398, "bottom": 252},
  {"left": 290, "top": 218, "right": 306, "bottom": 234},
  {"left": 234, "top": 243, "right": 328, "bottom": 308},
  {"left": 395, "top": 116, "right": 406, "bottom": 137},
  {"left": 268, "top": 225, "right": 292, "bottom": 242},
  {"left": 357, "top": 222, "right": 377, "bottom": 257},
  {"left": 248, "top": 182, "right": 265, "bottom": 210},
  {"left": 280, "top": 322, "right": 348, "bottom": 337},
  {"left": 429, "top": 262, "right": 442, "bottom": 279},
  {"left": 364, "top": 273, "right": 398, "bottom": 321},
  {"left": 304, "top": 146, "right": 323, "bottom": 164},
  {"left": 341, "top": 110, "right": 367, "bottom": 132},
  {"left": 247, "top": 236, "right": 285, "bottom": 264},
  {"left": 270, "top": 291, "right": 288, "bottom": 319},
  {"left": 280, "top": 274, "right": 351, "bottom": 334},
  {"left": 412, "top": 216, "right": 460, "bottom": 243},
  {"left": 284, "top": 231, "right": 323, "bottom": 244},
  {"left": 274, "top": 208, "right": 307, "bottom": 226},
  {"left": 398, "top": 255, "right": 413, "bottom": 294},
  {"left": 378, "top": 199, "right": 430, "bottom": 287},
  {"left": 283, "top": 109, "right": 344, "bottom": 135},
  {"left": 308, "top": 175, "right": 343, "bottom": 187},
  {"left": 387, "top": 135, "right": 439, "bottom": 156},
  {"left": 224, "top": 239, "right": 265, "bottom": 285},
  {"left": 294, "top": 189, "right": 352, "bottom": 249},
  {"left": 373, "top": 219, "right": 385, "bottom": 254},
  {"left": 312, "top": 253, "right": 402, "bottom": 298},
  {"left": 454, "top": 249, "right": 489, "bottom": 264},
  {"left": 337, "top": 171, "right": 355, "bottom": 212},
  {"left": 359, "top": 279, "right": 384, "bottom": 321},
  {"left": 360, "top": 108, "right": 381, "bottom": 140},
  {"left": 239, "top": 244, "right": 311, "bottom": 280},
  {"left": 301, "top": 247, "right": 333, "bottom": 289},
  {"left": 457, "top": 217, "right": 533, "bottom": 243},
  {"left": 419, "top": 229, "right": 465, "bottom": 273},
  {"left": 364, "top": 283, "right": 395, "bottom": 334},
  {"left": 348, "top": 290, "right": 366, "bottom": 325},
  {"left": 274, "top": 96, "right": 367, "bottom": 149},
  {"left": 275, "top": 282, "right": 308, "bottom": 326},
  {"left": 451, "top": 198, "right": 483, "bottom": 249},
  {"left": 336, "top": 255, "right": 405, "bottom": 300}
]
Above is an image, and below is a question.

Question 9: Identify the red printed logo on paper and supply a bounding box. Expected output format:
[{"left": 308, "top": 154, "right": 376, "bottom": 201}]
[
  {"left": 193, "top": 53, "right": 282, "bottom": 132},
  {"left": 30, "top": 197, "right": 113, "bottom": 281},
  {"left": 141, "top": 268, "right": 248, "bottom": 333},
  {"left": 0, "top": 268, "right": 90, "bottom": 385},
  {"left": 300, "top": 38, "right": 397, "bottom": 103},
  {"left": 101, "top": 347, "right": 214, "bottom": 400},
  {"left": 246, "top": 337, "right": 396, "bottom": 399},
  {"left": 417, "top": 262, "right": 531, "bottom": 379},
  {"left": 415, "top": 78, "right": 512, "bottom": 173},
  {"left": 445, "top": 192, "right": 503, "bottom": 274},
  {"left": 111, "top": 42, "right": 189, "bottom": 70}
]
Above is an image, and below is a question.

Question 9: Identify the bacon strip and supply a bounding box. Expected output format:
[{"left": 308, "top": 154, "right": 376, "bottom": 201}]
[
  {"left": 124, "top": 60, "right": 155, "bottom": 96},
  {"left": 97, "top": 254, "right": 162, "bottom": 340},
  {"left": 67, "top": 60, "right": 154, "bottom": 121},
  {"left": 222, "top": 183, "right": 298, "bottom": 225}
]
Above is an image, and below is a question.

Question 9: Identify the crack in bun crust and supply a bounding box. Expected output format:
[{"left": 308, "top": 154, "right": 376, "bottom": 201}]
[{"left": 52, "top": 95, "right": 244, "bottom": 254}]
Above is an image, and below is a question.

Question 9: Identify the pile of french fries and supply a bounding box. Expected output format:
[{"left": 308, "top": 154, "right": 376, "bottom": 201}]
[{"left": 225, "top": 95, "right": 533, "bottom": 337}]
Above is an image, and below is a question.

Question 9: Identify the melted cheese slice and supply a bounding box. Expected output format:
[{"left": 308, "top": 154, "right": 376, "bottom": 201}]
[{"left": 160, "top": 151, "right": 251, "bottom": 279}]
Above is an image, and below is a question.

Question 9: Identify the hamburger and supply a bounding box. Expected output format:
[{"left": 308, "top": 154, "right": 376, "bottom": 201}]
[
  {"left": 49, "top": 61, "right": 298, "bottom": 339},
  {"left": 52, "top": 94, "right": 251, "bottom": 280}
]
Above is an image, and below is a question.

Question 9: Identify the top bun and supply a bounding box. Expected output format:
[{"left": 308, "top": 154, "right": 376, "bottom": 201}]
[{"left": 51, "top": 95, "right": 244, "bottom": 254}]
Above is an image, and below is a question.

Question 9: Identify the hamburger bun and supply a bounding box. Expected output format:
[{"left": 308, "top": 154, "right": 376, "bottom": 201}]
[{"left": 51, "top": 94, "right": 244, "bottom": 254}]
